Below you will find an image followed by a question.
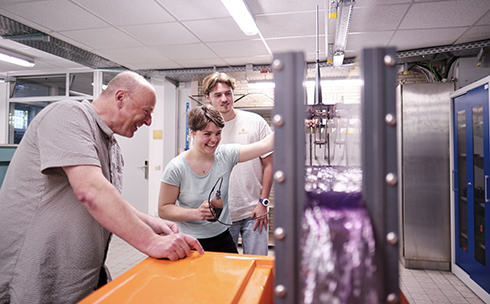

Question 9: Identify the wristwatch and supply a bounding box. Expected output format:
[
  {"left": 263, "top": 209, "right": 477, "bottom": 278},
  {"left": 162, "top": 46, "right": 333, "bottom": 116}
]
[{"left": 259, "top": 198, "right": 270, "bottom": 207}]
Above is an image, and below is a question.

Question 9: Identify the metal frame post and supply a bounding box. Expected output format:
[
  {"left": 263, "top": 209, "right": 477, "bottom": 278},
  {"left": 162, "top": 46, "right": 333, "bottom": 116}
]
[
  {"left": 272, "top": 52, "right": 306, "bottom": 304},
  {"left": 361, "top": 47, "right": 400, "bottom": 303}
]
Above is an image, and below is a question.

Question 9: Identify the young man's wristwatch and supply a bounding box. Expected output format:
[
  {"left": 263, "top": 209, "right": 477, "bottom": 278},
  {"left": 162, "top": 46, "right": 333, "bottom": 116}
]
[{"left": 259, "top": 198, "right": 270, "bottom": 207}]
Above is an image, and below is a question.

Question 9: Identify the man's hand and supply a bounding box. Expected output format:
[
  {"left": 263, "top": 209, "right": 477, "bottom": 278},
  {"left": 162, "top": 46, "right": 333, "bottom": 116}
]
[
  {"left": 147, "top": 233, "right": 204, "bottom": 261},
  {"left": 251, "top": 203, "right": 269, "bottom": 233},
  {"left": 63, "top": 165, "right": 201, "bottom": 260}
]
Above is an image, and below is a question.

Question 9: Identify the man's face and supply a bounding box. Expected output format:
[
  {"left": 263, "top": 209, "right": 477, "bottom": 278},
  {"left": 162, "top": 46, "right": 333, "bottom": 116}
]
[
  {"left": 206, "top": 82, "right": 234, "bottom": 115},
  {"left": 118, "top": 89, "right": 155, "bottom": 138}
]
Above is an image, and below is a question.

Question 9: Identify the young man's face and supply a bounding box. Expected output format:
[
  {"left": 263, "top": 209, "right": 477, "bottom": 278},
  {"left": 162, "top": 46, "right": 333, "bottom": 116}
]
[{"left": 206, "top": 82, "right": 234, "bottom": 115}]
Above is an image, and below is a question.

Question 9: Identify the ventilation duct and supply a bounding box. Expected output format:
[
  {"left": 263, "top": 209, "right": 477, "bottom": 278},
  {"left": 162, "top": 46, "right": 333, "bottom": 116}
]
[{"left": 0, "top": 14, "right": 125, "bottom": 69}]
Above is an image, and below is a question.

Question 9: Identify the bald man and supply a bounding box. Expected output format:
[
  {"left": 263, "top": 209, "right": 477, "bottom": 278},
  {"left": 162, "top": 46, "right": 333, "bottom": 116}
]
[{"left": 0, "top": 71, "right": 203, "bottom": 304}]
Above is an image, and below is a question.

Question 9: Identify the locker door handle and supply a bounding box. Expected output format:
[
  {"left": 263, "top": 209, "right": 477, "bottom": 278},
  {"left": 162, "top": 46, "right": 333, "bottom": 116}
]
[
  {"left": 452, "top": 170, "right": 457, "bottom": 191},
  {"left": 486, "top": 175, "right": 489, "bottom": 203}
]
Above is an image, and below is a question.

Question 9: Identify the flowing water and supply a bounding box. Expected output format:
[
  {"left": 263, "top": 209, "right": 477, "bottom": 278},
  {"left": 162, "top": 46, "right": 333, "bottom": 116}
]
[{"left": 302, "top": 166, "right": 377, "bottom": 304}]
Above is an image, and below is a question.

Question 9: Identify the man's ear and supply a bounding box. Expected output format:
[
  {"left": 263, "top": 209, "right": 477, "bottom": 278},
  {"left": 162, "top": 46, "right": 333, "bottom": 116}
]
[{"left": 115, "top": 90, "right": 125, "bottom": 108}]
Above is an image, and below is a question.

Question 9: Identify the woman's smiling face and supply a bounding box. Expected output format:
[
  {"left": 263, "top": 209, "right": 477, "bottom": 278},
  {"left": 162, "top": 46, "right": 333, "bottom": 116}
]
[{"left": 192, "top": 122, "right": 222, "bottom": 154}]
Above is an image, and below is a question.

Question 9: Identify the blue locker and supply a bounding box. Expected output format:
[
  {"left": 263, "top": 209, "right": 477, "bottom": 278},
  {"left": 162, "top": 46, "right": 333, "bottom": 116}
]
[{"left": 453, "top": 81, "right": 490, "bottom": 293}]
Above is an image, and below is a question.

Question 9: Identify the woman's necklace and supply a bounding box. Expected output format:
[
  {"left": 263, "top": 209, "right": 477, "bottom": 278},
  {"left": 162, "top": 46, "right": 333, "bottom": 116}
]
[
  {"left": 193, "top": 152, "right": 213, "bottom": 175},
  {"left": 198, "top": 161, "right": 210, "bottom": 174}
]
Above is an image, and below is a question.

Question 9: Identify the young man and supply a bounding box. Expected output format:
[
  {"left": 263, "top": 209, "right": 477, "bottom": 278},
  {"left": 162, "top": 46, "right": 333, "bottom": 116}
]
[
  {"left": 203, "top": 72, "right": 273, "bottom": 255},
  {"left": 0, "top": 71, "right": 203, "bottom": 304}
]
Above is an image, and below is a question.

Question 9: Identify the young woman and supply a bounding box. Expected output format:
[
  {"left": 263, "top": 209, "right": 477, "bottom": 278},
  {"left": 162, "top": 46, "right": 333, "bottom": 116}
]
[{"left": 158, "top": 105, "right": 273, "bottom": 253}]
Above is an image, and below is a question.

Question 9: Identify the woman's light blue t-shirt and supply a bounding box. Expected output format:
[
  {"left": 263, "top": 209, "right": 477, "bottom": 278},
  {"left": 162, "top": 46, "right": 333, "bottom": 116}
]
[{"left": 160, "top": 144, "right": 240, "bottom": 238}]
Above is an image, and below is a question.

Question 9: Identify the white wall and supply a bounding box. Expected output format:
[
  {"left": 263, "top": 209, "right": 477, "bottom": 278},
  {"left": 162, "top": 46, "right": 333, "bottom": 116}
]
[
  {"left": 147, "top": 80, "right": 200, "bottom": 216},
  {"left": 141, "top": 79, "right": 202, "bottom": 217},
  {"left": 148, "top": 78, "right": 178, "bottom": 217}
]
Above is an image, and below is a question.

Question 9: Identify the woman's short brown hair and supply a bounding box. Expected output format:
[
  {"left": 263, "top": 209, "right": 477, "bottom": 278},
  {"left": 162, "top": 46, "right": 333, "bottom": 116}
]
[
  {"left": 188, "top": 105, "right": 225, "bottom": 132},
  {"left": 202, "top": 72, "right": 237, "bottom": 96}
]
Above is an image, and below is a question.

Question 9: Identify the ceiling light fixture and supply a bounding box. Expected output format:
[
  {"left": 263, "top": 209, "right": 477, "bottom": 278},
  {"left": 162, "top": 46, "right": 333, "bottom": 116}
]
[
  {"left": 333, "top": 52, "right": 345, "bottom": 67},
  {"left": 0, "top": 47, "right": 35, "bottom": 67},
  {"left": 325, "top": 0, "right": 355, "bottom": 67},
  {"left": 221, "top": 0, "right": 259, "bottom": 36}
]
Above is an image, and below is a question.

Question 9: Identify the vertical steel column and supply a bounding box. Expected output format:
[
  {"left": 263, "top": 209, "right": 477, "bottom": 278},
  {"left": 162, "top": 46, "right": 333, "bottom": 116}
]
[
  {"left": 361, "top": 47, "right": 400, "bottom": 303},
  {"left": 272, "top": 52, "right": 306, "bottom": 304}
]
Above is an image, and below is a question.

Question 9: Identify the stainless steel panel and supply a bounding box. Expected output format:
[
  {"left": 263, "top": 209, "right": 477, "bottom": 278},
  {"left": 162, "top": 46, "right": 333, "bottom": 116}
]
[{"left": 400, "top": 83, "right": 454, "bottom": 267}]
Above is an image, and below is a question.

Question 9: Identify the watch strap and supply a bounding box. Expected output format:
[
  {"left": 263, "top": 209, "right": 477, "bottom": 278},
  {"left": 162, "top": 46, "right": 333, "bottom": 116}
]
[{"left": 259, "top": 198, "right": 270, "bottom": 207}]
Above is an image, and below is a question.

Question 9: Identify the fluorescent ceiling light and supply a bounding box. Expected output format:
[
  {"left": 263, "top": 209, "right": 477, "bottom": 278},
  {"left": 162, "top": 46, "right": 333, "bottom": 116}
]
[
  {"left": 0, "top": 53, "right": 35, "bottom": 67},
  {"left": 221, "top": 0, "right": 259, "bottom": 35},
  {"left": 0, "top": 47, "right": 35, "bottom": 67}
]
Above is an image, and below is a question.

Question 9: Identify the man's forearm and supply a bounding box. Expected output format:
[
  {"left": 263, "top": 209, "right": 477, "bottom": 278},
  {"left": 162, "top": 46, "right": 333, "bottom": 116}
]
[
  {"left": 130, "top": 204, "right": 153, "bottom": 225},
  {"left": 260, "top": 154, "right": 273, "bottom": 198},
  {"left": 64, "top": 165, "right": 159, "bottom": 254}
]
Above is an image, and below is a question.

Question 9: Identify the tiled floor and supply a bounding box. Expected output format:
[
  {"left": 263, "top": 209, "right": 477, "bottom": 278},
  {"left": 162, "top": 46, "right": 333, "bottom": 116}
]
[
  {"left": 105, "top": 235, "right": 148, "bottom": 279},
  {"left": 399, "top": 265, "right": 485, "bottom": 304},
  {"left": 106, "top": 236, "right": 486, "bottom": 304}
]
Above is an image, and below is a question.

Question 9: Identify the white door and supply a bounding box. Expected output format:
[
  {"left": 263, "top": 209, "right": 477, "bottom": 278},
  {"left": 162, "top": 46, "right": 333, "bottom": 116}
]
[{"left": 116, "top": 128, "right": 149, "bottom": 214}]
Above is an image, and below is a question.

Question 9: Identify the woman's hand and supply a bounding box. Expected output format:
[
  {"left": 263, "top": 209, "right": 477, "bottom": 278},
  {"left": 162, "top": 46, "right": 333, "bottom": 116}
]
[
  {"left": 149, "top": 218, "right": 179, "bottom": 235},
  {"left": 197, "top": 200, "right": 214, "bottom": 221}
]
